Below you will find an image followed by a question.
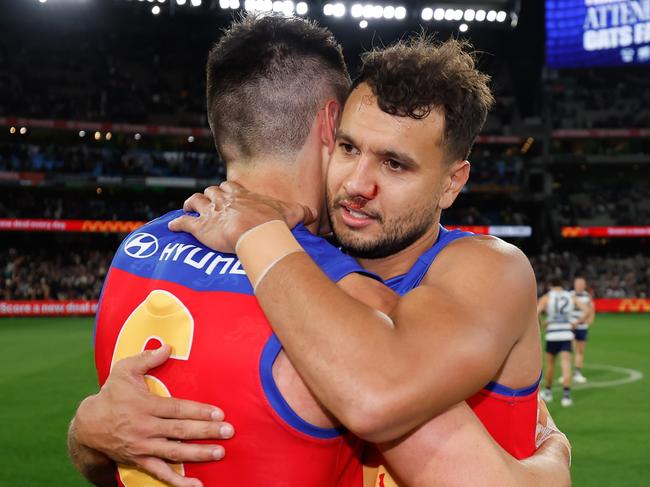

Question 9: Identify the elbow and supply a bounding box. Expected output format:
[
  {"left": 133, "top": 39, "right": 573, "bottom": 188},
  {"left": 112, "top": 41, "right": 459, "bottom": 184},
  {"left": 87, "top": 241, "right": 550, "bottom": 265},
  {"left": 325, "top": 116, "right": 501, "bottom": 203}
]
[{"left": 338, "top": 390, "right": 407, "bottom": 443}]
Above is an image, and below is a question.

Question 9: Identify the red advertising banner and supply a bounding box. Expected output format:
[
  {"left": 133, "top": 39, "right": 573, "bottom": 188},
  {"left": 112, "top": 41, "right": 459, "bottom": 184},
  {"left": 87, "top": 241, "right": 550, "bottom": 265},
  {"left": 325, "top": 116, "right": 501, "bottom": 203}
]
[
  {"left": 0, "top": 219, "right": 532, "bottom": 237},
  {"left": 0, "top": 300, "right": 98, "bottom": 316},
  {"left": 0, "top": 219, "right": 145, "bottom": 233},
  {"left": 561, "top": 226, "right": 650, "bottom": 238},
  {"left": 594, "top": 299, "right": 650, "bottom": 313}
]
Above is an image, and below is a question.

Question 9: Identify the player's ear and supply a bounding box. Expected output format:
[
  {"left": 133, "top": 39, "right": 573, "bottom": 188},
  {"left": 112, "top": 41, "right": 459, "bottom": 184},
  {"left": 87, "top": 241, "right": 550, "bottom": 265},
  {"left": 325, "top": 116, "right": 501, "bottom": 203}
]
[
  {"left": 320, "top": 99, "right": 341, "bottom": 154},
  {"left": 439, "top": 160, "right": 470, "bottom": 210}
]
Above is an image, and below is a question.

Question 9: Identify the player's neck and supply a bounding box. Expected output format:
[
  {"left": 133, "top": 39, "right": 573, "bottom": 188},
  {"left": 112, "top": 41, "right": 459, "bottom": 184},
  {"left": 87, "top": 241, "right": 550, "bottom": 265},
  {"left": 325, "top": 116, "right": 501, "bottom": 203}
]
[
  {"left": 226, "top": 160, "right": 322, "bottom": 233},
  {"left": 357, "top": 221, "right": 441, "bottom": 281}
]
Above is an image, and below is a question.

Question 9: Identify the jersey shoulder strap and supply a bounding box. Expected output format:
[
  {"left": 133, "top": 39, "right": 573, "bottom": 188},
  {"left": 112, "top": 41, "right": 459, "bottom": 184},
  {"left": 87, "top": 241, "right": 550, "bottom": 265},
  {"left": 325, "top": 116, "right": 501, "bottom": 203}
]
[{"left": 385, "top": 225, "right": 474, "bottom": 296}]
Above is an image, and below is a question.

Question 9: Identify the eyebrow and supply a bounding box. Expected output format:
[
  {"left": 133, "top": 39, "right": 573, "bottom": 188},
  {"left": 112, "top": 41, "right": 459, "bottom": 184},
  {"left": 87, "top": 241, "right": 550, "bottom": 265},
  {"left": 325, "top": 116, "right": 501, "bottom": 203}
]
[{"left": 335, "top": 129, "right": 418, "bottom": 167}]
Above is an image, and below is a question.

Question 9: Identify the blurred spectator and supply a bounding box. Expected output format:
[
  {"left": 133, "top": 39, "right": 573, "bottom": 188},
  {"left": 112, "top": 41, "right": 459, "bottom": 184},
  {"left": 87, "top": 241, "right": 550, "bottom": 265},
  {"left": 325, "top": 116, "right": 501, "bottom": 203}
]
[
  {"left": 0, "top": 143, "right": 225, "bottom": 179},
  {"left": 1, "top": 248, "right": 110, "bottom": 300},
  {"left": 530, "top": 251, "right": 650, "bottom": 298},
  {"left": 548, "top": 69, "right": 650, "bottom": 129}
]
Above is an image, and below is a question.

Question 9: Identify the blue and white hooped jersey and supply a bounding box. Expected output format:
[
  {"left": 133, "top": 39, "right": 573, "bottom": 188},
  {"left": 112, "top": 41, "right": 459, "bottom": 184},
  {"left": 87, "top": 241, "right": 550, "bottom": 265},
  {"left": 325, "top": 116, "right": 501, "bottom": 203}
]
[
  {"left": 570, "top": 290, "right": 592, "bottom": 329},
  {"left": 545, "top": 289, "right": 575, "bottom": 342}
]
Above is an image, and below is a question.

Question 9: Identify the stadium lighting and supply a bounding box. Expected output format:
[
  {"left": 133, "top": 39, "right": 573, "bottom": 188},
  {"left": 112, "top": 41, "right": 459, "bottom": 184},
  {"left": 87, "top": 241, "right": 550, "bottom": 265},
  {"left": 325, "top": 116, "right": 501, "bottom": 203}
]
[
  {"left": 273, "top": 1, "right": 283, "bottom": 12},
  {"left": 363, "top": 4, "right": 373, "bottom": 18},
  {"left": 94, "top": 131, "right": 101, "bottom": 140},
  {"left": 230, "top": 0, "right": 240, "bottom": 7},
  {"left": 394, "top": 6, "right": 405, "bottom": 20},
  {"left": 9, "top": 127, "right": 16, "bottom": 135},
  {"left": 190, "top": 0, "right": 201, "bottom": 6},
  {"left": 39, "top": 0, "right": 47, "bottom": 4},
  {"left": 219, "top": 0, "right": 229, "bottom": 8},
  {"left": 159, "top": 0, "right": 167, "bottom": 3},
  {"left": 176, "top": 0, "right": 187, "bottom": 5},
  {"left": 444, "top": 8, "right": 454, "bottom": 21},
  {"left": 152, "top": 5, "right": 161, "bottom": 14},
  {"left": 421, "top": 8, "right": 433, "bottom": 21},
  {"left": 134, "top": 133, "right": 142, "bottom": 140},
  {"left": 323, "top": 3, "right": 333, "bottom": 15},
  {"left": 79, "top": 130, "right": 86, "bottom": 137},
  {"left": 487, "top": 10, "right": 497, "bottom": 21},
  {"left": 383, "top": 5, "right": 395, "bottom": 19},
  {"left": 496, "top": 10, "right": 507, "bottom": 22},
  {"left": 283, "top": 0, "right": 295, "bottom": 14},
  {"left": 188, "top": 135, "right": 195, "bottom": 143},
  {"left": 360, "top": 20, "right": 368, "bottom": 28},
  {"left": 464, "top": 9, "right": 475, "bottom": 21},
  {"left": 296, "top": 2, "right": 308, "bottom": 15},
  {"left": 20, "top": 127, "right": 27, "bottom": 135},
  {"left": 372, "top": 5, "right": 383, "bottom": 18},
  {"left": 459, "top": 23, "right": 468, "bottom": 32},
  {"left": 433, "top": 8, "right": 444, "bottom": 21},
  {"left": 332, "top": 2, "right": 345, "bottom": 17},
  {"left": 351, "top": 3, "right": 362, "bottom": 17},
  {"left": 453, "top": 9, "right": 463, "bottom": 21},
  {"left": 475, "top": 9, "right": 486, "bottom": 21},
  {"left": 106, "top": 132, "right": 113, "bottom": 141}
]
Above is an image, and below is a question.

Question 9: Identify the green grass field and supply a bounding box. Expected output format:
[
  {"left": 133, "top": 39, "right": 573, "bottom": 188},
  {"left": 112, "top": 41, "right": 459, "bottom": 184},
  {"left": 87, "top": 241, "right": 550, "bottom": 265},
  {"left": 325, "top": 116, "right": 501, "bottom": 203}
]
[{"left": 0, "top": 314, "right": 648, "bottom": 486}]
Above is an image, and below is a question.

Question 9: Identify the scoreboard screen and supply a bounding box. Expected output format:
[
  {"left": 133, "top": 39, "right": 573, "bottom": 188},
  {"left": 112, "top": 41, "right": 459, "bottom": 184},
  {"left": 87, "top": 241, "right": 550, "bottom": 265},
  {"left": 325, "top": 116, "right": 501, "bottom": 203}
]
[{"left": 546, "top": 0, "right": 650, "bottom": 68}]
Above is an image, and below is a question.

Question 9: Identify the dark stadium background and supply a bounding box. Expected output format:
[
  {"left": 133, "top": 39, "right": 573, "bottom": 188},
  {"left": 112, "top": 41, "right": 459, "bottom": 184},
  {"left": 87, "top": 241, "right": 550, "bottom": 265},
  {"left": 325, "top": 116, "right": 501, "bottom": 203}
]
[{"left": 0, "top": 1, "right": 648, "bottom": 486}]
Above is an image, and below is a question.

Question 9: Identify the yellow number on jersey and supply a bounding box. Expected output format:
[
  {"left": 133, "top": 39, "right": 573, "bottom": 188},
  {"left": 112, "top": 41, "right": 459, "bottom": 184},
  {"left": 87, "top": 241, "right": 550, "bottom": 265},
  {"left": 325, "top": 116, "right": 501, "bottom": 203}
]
[{"left": 110, "top": 290, "right": 195, "bottom": 487}]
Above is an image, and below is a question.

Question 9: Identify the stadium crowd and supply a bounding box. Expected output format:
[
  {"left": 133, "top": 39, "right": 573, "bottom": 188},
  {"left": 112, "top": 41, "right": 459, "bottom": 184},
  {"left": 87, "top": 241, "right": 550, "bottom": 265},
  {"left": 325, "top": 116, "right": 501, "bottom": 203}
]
[
  {"left": 0, "top": 188, "right": 186, "bottom": 221},
  {"left": 2, "top": 246, "right": 648, "bottom": 301},
  {"left": 1, "top": 247, "right": 110, "bottom": 301},
  {"left": 548, "top": 69, "right": 650, "bottom": 129},
  {"left": 531, "top": 251, "right": 650, "bottom": 298},
  {"left": 556, "top": 187, "right": 650, "bottom": 227},
  {"left": 0, "top": 144, "right": 225, "bottom": 179}
]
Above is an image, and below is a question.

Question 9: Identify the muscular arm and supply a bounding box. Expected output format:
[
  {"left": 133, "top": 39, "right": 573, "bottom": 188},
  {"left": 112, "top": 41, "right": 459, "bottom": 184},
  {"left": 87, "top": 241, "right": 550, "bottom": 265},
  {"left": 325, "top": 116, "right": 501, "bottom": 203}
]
[
  {"left": 68, "top": 417, "right": 117, "bottom": 487},
  {"left": 378, "top": 402, "right": 570, "bottom": 487},
  {"left": 67, "top": 347, "right": 232, "bottom": 487},
  {"left": 253, "top": 241, "right": 534, "bottom": 442},
  {"left": 170, "top": 189, "right": 538, "bottom": 441}
]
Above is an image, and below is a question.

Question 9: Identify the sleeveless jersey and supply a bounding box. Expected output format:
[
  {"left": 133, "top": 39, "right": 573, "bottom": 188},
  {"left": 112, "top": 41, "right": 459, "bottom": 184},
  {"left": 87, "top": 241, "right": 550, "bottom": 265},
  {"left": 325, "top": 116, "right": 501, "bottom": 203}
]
[
  {"left": 570, "top": 290, "right": 592, "bottom": 330},
  {"left": 385, "top": 226, "right": 539, "bottom": 460},
  {"left": 94, "top": 210, "right": 372, "bottom": 487},
  {"left": 545, "top": 289, "right": 576, "bottom": 341}
]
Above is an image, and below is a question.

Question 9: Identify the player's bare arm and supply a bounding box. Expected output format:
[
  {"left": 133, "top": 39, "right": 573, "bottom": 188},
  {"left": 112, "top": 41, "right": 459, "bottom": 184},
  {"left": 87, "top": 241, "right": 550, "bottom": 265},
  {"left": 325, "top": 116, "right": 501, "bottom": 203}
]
[
  {"left": 170, "top": 183, "right": 541, "bottom": 443},
  {"left": 376, "top": 401, "right": 571, "bottom": 487},
  {"left": 67, "top": 345, "right": 233, "bottom": 487}
]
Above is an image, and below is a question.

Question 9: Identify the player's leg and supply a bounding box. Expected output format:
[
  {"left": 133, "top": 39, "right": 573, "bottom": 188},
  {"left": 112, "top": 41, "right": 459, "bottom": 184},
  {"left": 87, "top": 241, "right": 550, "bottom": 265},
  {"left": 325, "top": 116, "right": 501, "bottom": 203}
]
[
  {"left": 541, "top": 350, "right": 555, "bottom": 402},
  {"left": 559, "top": 348, "right": 573, "bottom": 407},
  {"left": 573, "top": 331, "right": 588, "bottom": 383}
]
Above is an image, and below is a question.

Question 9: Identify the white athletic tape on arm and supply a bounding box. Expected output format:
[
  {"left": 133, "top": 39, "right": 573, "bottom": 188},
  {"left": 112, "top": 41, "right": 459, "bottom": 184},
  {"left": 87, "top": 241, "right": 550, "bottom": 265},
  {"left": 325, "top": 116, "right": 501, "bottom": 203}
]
[
  {"left": 235, "top": 220, "right": 305, "bottom": 292},
  {"left": 536, "top": 414, "right": 572, "bottom": 466}
]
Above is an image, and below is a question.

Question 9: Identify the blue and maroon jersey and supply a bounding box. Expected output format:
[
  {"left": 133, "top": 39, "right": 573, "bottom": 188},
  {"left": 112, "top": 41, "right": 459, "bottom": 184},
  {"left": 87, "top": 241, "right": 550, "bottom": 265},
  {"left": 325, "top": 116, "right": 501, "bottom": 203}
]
[
  {"left": 385, "top": 225, "right": 540, "bottom": 460},
  {"left": 94, "top": 210, "right": 371, "bottom": 486}
]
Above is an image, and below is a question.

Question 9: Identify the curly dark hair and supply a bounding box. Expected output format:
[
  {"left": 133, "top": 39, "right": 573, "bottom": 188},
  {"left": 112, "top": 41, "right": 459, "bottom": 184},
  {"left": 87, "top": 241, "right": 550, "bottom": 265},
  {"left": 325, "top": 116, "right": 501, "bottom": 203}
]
[
  {"left": 354, "top": 36, "right": 495, "bottom": 162},
  {"left": 206, "top": 14, "right": 350, "bottom": 162}
]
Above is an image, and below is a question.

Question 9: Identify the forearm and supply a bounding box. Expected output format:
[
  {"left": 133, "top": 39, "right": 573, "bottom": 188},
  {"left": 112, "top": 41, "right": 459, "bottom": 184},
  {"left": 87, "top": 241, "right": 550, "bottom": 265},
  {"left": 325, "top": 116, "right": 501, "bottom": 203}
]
[
  {"left": 255, "top": 253, "right": 490, "bottom": 441},
  {"left": 378, "top": 402, "right": 570, "bottom": 487},
  {"left": 68, "top": 417, "right": 117, "bottom": 487},
  {"left": 515, "top": 438, "right": 572, "bottom": 487}
]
